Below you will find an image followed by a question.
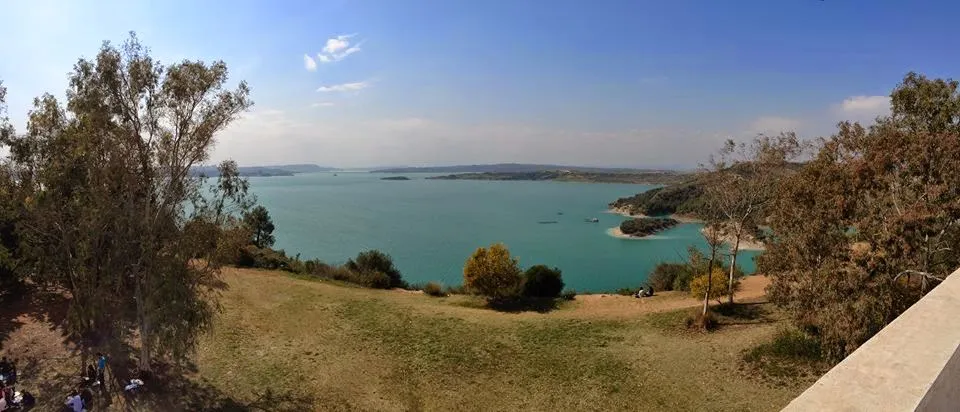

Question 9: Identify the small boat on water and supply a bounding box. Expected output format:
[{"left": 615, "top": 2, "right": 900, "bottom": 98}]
[
  {"left": 557, "top": 211, "right": 564, "bottom": 215},
  {"left": 538, "top": 221, "right": 559, "bottom": 224},
  {"left": 585, "top": 217, "right": 599, "bottom": 223}
]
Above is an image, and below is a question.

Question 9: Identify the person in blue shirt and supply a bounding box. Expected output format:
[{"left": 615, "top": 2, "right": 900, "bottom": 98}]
[{"left": 96, "top": 352, "right": 107, "bottom": 384}]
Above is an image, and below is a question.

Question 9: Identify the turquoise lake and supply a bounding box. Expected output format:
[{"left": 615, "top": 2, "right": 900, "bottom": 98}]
[{"left": 249, "top": 172, "right": 759, "bottom": 292}]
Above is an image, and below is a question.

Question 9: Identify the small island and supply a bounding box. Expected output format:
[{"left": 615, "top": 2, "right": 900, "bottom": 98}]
[
  {"left": 615, "top": 217, "right": 679, "bottom": 238},
  {"left": 380, "top": 176, "right": 411, "bottom": 181}
]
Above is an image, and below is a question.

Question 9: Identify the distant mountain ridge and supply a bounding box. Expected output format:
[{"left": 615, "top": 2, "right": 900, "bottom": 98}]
[
  {"left": 371, "top": 163, "right": 673, "bottom": 174},
  {"left": 191, "top": 164, "right": 337, "bottom": 177}
]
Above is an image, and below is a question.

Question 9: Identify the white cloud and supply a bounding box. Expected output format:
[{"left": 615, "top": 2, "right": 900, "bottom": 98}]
[
  {"left": 310, "top": 102, "right": 335, "bottom": 108},
  {"left": 840, "top": 95, "right": 890, "bottom": 113},
  {"left": 316, "top": 34, "right": 362, "bottom": 64},
  {"left": 835, "top": 95, "right": 890, "bottom": 124},
  {"left": 303, "top": 54, "right": 317, "bottom": 71},
  {"left": 323, "top": 34, "right": 354, "bottom": 54},
  {"left": 316, "top": 81, "right": 371, "bottom": 93},
  {"left": 747, "top": 116, "right": 801, "bottom": 134}
]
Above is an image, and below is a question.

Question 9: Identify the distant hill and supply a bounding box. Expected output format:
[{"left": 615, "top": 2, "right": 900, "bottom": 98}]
[
  {"left": 428, "top": 170, "right": 689, "bottom": 184},
  {"left": 191, "top": 164, "right": 337, "bottom": 177},
  {"left": 371, "top": 163, "right": 670, "bottom": 174},
  {"left": 609, "top": 162, "right": 804, "bottom": 218}
]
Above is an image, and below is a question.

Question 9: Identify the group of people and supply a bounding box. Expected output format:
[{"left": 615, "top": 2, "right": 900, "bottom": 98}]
[
  {"left": 634, "top": 285, "right": 654, "bottom": 298},
  {"left": 0, "top": 357, "right": 33, "bottom": 411},
  {"left": 68, "top": 352, "right": 107, "bottom": 412}
]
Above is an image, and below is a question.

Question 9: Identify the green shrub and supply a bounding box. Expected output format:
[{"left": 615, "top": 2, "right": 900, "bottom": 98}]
[
  {"left": 444, "top": 284, "right": 469, "bottom": 295},
  {"left": 353, "top": 270, "right": 392, "bottom": 289},
  {"left": 689, "top": 269, "right": 736, "bottom": 302},
  {"left": 346, "top": 250, "right": 406, "bottom": 288},
  {"left": 649, "top": 262, "right": 687, "bottom": 291},
  {"left": 615, "top": 288, "right": 635, "bottom": 296},
  {"left": 423, "top": 281, "right": 446, "bottom": 297},
  {"left": 235, "top": 245, "right": 295, "bottom": 271},
  {"left": 521, "top": 265, "right": 564, "bottom": 298},
  {"left": 560, "top": 289, "right": 577, "bottom": 301},
  {"left": 463, "top": 243, "right": 523, "bottom": 300}
]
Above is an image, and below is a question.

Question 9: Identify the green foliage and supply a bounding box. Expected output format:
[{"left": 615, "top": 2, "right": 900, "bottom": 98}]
[
  {"left": 618, "top": 217, "right": 679, "bottom": 236},
  {"left": 463, "top": 243, "right": 523, "bottom": 300},
  {"left": 0, "top": 33, "right": 253, "bottom": 370},
  {"left": 689, "top": 268, "right": 736, "bottom": 302},
  {"left": 423, "top": 282, "right": 446, "bottom": 297},
  {"left": 609, "top": 182, "right": 706, "bottom": 217},
  {"left": 763, "top": 72, "right": 960, "bottom": 360},
  {"left": 242, "top": 205, "right": 275, "bottom": 248},
  {"left": 346, "top": 250, "right": 406, "bottom": 289},
  {"left": 521, "top": 265, "right": 564, "bottom": 298},
  {"left": 560, "top": 290, "right": 577, "bottom": 301},
  {"left": 615, "top": 288, "right": 635, "bottom": 296},
  {"left": 236, "top": 246, "right": 295, "bottom": 271},
  {"left": 671, "top": 246, "right": 744, "bottom": 292},
  {"left": 444, "top": 284, "right": 470, "bottom": 295},
  {"left": 648, "top": 262, "right": 688, "bottom": 291}
]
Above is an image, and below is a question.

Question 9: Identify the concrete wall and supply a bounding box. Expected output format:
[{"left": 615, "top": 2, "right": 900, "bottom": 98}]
[{"left": 782, "top": 268, "right": 960, "bottom": 411}]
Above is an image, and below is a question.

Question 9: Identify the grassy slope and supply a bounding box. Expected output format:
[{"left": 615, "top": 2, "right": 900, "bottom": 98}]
[{"left": 193, "top": 268, "right": 807, "bottom": 411}]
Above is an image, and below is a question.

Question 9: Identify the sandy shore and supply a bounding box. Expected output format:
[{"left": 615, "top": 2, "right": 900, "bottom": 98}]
[
  {"left": 701, "top": 227, "right": 766, "bottom": 251},
  {"left": 606, "top": 207, "right": 702, "bottom": 223},
  {"left": 607, "top": 226, "right": 646, "bottom": 240}
]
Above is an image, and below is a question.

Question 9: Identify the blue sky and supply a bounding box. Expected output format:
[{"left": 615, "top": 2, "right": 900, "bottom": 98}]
[{"left": 1, "top": 0, "right": 958, "bottom": 168}]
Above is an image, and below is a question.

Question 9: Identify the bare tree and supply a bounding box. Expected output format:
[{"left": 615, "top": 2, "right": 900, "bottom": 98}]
[
  {"left": 706, "top": 133, "right": 802, "bottom": 304},
  {"left": 701, "top": 219, "right": 724, "bottom": 316}
]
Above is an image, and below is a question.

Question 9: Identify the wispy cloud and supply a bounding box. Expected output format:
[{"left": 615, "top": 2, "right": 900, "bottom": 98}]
[
  {"left": 317, "top": 34, "right": 362, "bottom": 64},
  {"left": 303, "top": 54, "right": 317, "bottom": 71},
  {"left": 310, "top": 102, "right": 335, "bottom": 108},
  {"left": 316, "top": 81, "right": 372, "bottom": 93},
  {"left": 748, "top": 116, "right": 801, "bottom": 134}
]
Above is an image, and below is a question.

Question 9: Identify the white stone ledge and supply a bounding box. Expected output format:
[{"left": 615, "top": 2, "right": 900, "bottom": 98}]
[{"left": 782, "top": 268, "right": 960, "bottom": 411}]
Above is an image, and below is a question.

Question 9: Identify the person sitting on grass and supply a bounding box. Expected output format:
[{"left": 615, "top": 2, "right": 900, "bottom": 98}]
[
  {"left": 634, "top": 288, "right": 644, "bottom": 298},
  {"left": 65, "top": 390, "right": 84, "bottom": 412},
  {"left": 645, "top": 285, "right": 654, "bottom": 297}
]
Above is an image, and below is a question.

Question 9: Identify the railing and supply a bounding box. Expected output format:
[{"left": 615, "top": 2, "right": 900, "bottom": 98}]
[{"left": 782, "top": 267, "right": 960, "bottom": 411}]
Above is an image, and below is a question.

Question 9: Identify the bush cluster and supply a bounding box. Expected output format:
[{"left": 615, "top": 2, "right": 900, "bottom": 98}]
[
  {"left": 233, "top": 247, "right": 406, "bottom": 290},
  {"left": 462, "top": 243, "right": 567, "bottom": 303}
]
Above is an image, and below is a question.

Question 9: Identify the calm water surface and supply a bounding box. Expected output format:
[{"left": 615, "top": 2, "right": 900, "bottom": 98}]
[{"left": 249, "top": 172, "right": 759, "bottom": 292}]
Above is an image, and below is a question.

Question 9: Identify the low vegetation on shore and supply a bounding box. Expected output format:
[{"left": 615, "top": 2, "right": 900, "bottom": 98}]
[
  {"left": 427, "top": 169, "right": 689, "bottom": 184},
  {"left": 618, "top": 217, "right": 680, "bottom": 237}
]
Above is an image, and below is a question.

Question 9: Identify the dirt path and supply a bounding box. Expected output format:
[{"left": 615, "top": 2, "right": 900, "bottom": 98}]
[{"left": 561, "top": 275, "right": 770, "bottom": 319}]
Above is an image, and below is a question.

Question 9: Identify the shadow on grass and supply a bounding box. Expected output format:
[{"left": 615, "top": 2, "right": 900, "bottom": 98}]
[
  {"left": 109, "top": 360, "right": 316, "bottom": 411},
  {"left": 713, "top": 301, "right": 774, "bottom": 325},
  {"left": 486, "top": 297, "right": 563, "bottom": 313}
]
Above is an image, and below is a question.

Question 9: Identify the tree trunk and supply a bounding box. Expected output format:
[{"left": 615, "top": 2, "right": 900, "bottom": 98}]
[
  {"left": 135, "top": 267, "right": 152, "bottom": 373},
  {"left": 728, "top": 226, "right": 743, "bottom": 305},
  {"left": 702, "top": 246, "right": 717, "bottom": 316}
]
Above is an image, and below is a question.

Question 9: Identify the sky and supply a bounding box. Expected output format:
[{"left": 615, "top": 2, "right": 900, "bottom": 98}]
[{"left": 1, "top": 0, "right": 958, "bottom": 169}]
